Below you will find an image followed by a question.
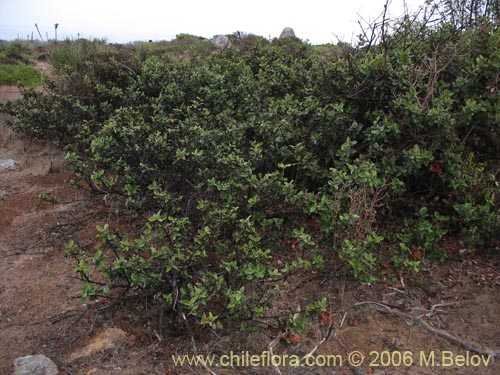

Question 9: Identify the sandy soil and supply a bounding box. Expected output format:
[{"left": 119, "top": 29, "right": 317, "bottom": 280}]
[{"left": 0, "top": 84, "right": 499, "bottom": 375}]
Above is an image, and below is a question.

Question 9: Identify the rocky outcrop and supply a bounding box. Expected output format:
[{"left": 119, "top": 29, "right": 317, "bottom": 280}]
[
  {"left": 13, "top": 355, "right": 58, "bottom": 375},
  {"left": 279, "top": 27, "right": 296, "bottom": 38}
]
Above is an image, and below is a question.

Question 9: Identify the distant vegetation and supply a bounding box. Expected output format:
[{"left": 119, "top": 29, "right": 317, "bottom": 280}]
[
  {"left": 46, "top": 34, "right": 219, "bottom": 73},
  {"left": 47, "top": 38, "right": 110, "bottom": 72},
  {"left": 0, "top": 34, "right": 218, "bottom": 85},
  {"left": 2, "top": 0, "right": 499, "bottom": 335}
]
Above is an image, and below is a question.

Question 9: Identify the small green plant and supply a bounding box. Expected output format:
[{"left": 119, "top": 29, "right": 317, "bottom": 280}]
[{"left": 38, "top": 192, "right": 58, "bottom": 204}]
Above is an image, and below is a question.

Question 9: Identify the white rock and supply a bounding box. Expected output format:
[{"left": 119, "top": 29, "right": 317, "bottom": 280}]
[
  {"left": 0, "top": 159, "right": 20, "bottom": 172},
  {"left": 13, "top": 355, "right": 58, "bottom": 375}
]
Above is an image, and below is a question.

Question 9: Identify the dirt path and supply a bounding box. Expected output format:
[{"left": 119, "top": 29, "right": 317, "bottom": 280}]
[
  {"left": 1, "top": 84, "right": 499, "bottom": 375},
  {"left": 0, "top": 85, "right": 88, "bottom": 373}
]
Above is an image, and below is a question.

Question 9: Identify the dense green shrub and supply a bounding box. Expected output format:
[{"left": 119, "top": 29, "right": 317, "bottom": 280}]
[{"left": 2, "top": 1, "right": 499, "bottom": 332}]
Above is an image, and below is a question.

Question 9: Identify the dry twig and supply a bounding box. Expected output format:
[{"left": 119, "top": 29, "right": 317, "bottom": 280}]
[
  {"left": 268, "top": 333, "right": 283, "bottom": 375},
  {"left": 299, "top": 320, "right": 335, "bottom": 363}
]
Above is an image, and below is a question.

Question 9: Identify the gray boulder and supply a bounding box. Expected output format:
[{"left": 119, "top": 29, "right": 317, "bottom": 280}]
[
  {"left": 279, "top": 27, "right": 296, "bottom": 39},
  {"left": 13, "top": 355, "right": 58, "bottom": 375},
  {"left": 0, "top": 159, "right": 21, "bottom": 172}
]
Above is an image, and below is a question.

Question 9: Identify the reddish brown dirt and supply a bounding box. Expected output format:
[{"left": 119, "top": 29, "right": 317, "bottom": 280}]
[{"left": 1, "top": 84, "right": 499, "bottom": 375}]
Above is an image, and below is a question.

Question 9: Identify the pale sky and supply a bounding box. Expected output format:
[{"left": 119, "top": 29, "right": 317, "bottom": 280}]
[{"left": 0, "top": 0, "right": 424, "bottom": 44}]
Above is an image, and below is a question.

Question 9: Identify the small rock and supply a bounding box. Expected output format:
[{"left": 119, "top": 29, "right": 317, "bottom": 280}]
[
  {"left": 0, "top": 159, "right": 20, "bottom": 172},
  {"left": 13, "top": 355, "right": 58, "bottom": 375},
  {"left": 279, "top": 27, "right": 296, "bottom": 39}
]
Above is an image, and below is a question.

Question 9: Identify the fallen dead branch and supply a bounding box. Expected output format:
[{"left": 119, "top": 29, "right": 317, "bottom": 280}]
[
  {"left": 353, "top": 301, "right": 500, "bottom": 360},
  {"left": 330, "top": 330, "right": 366, "bottom": 375}
]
